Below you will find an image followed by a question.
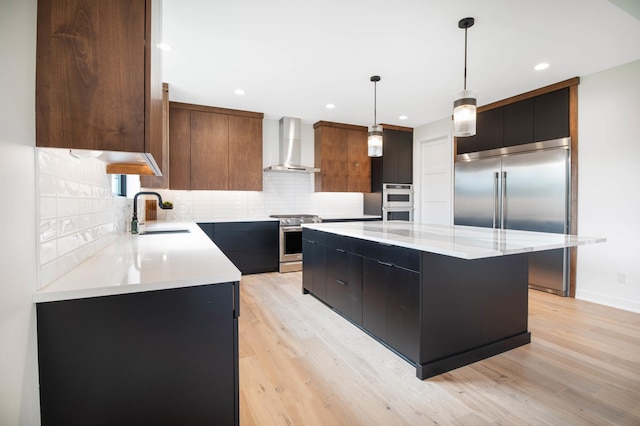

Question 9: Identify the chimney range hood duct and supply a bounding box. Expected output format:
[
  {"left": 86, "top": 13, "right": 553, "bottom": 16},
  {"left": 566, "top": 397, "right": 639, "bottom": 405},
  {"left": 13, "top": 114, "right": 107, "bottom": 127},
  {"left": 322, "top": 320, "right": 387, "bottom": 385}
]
[{"left": 264, "top": 117, "right": 320, "bottom": 173}]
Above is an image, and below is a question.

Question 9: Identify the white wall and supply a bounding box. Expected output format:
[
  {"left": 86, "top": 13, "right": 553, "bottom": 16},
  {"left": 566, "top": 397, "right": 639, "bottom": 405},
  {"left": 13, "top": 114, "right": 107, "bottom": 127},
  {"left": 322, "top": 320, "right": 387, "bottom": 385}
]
[
  {"left": 575, "top": 59, "right": 640, "bottom": 312},
  {"left": 0, "top": 0, "right": 41, "bottom": 423}
]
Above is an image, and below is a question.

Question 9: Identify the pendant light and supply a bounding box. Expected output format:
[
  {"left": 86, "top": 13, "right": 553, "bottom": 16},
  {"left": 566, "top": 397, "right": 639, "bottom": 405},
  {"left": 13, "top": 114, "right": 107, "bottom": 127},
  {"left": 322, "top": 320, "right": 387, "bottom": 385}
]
[
  {"left": 453, "top": 17, "right": 477, "bottom": 137},
  {"left": 368, "top": 75, "right": 383, "bottom": 157}
]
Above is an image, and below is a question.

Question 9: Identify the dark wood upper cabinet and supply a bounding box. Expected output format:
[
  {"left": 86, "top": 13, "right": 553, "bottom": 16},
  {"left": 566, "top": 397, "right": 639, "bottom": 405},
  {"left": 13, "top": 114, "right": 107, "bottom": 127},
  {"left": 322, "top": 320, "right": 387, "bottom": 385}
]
[
  {"left": 503, "top": 98, "right": 534, "bottom": 147},
  {"left": 534, "top": 88, "right": 570, "bottom": 141},
  {"left": 228, "top": 115, "right": 263, "bottom": 191},
  {"left": 190, "top": 111, "right": 229, "bottom": 190},
  {"left": 168, "top": 102, "right": 263, "bottom": 191},
  {"left": 36, "top": 0, "right": 163, "bottom": 165},
  {"left": 168, "top": 106, "right": 191, "bottom": 190},
  {"left": 314, "top": 121, "right": 369, "bottom": 193}
]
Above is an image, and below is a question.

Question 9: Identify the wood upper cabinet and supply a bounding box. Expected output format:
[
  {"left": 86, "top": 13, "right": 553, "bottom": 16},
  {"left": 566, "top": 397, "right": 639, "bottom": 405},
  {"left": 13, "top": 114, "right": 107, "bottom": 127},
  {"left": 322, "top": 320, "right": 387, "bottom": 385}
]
[
  {"left": 314, "top": 121, "right": 370, "bottom": 193},
  {"left": 168, "top": 105, "right": 191, "bottom": 190},
  {"left": 36, "top": 0, "right": 163, "bottom": 168},
  {"left": 347, "top": 129, "right": 371, "bottom": 192},
  {"left": 191, "top": 111, "right": 229, "bottom": 190},
  {"left": 168, "top": 102, "right": 263, "bottom": 191},
  {"left": 228, "top": 115, "right": 263, "bottom": 190}
]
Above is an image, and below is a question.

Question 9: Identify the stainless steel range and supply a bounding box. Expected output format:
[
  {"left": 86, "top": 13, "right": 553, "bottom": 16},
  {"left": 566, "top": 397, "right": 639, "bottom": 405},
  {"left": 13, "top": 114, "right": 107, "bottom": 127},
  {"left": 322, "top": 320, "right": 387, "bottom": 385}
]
[{"left": 270, "top": 214, "right": 321, "bottom": 273}]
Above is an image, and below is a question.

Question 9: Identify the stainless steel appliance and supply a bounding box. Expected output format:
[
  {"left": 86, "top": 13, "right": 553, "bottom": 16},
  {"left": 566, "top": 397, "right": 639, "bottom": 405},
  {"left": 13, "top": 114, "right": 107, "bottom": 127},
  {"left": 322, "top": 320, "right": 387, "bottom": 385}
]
[
  {"left": 270, "top": 214, "right": 322, "bottom": 272},
  {"left": 382, "top": 183, "right": 414, "bottom": 221},
  {"left": 454, "top": 137, "right": 571, "bottom": 295}
]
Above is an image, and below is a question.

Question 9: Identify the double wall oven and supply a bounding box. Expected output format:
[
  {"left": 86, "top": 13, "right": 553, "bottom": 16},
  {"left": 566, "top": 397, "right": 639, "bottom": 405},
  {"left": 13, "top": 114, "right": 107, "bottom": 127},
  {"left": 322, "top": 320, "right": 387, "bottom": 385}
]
[
  {"left": 382, "top": 183, "right": 414, "bottom": 221},
  {"left": 270, "top": 214, "right": 321, "bottom": 273}
]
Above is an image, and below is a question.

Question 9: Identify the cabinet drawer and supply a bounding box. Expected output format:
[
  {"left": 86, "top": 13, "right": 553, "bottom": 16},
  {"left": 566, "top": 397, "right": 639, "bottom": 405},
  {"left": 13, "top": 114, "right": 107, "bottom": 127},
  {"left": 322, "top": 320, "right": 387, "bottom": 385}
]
[
  {"left": 362, "top": 240, "right": 421, "bottom": 272},
  {"left": 212, "top": 221, "right": 278, "bottom": 233},
  {"left": 325, "top": 233, "right": 362, "bottom": 255},
  {"left": 326, "top": 249, "right": 362, "bottom": 290},
  {"left": 302, "top": 228, "right": 326, "bottom": 245},
  {"left": 213, "top": 230, "right": 277, "bottom": 251},
  {"left": 326, "top": 274, "right": 363, "bottom": 326}
]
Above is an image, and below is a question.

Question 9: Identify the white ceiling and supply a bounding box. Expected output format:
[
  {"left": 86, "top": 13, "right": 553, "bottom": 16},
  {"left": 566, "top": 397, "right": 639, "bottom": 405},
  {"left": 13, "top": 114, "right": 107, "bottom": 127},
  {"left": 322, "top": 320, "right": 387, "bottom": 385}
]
[{"left": 162, "top": 0, "right": 640, "bottom": 129}]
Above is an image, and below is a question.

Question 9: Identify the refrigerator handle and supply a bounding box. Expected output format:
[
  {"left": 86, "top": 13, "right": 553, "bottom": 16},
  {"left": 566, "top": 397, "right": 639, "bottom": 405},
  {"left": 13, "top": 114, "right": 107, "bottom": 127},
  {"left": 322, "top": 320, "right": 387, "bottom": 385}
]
[
  {"left": 493, "top": 172, "right": 499, "bottom": 228},
  {"left": 501, "top": 171, "right": 507, "bottom": 229}
]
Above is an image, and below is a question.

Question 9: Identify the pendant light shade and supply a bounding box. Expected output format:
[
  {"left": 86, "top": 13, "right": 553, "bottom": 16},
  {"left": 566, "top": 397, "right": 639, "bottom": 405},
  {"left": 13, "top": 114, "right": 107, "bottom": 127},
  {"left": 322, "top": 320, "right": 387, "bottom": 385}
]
[
  {"left": 368, "top": 75, "right": 383, "bottom": 157},
  {"left": 453, "top": 17, "right": 477, "bottom": 137}
]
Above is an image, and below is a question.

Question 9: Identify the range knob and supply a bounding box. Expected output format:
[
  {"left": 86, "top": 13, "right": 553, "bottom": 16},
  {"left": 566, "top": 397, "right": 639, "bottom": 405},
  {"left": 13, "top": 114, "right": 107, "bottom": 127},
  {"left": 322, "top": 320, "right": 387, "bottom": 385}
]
[{"left": 283, "top": 218, "right": 291, "bottom": 225}]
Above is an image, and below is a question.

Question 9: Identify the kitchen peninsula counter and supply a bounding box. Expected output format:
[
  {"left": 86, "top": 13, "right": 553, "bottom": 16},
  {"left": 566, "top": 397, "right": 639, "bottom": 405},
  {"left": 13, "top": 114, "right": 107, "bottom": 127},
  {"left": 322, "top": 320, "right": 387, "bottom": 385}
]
[
  {"left": 33, "top": 221, "right": 240, "bottom": 303},
  {"left": 34, "top": 221, "right": 241, "bottom": 425},
  {"left": 301, "top": 221, "right": 604, "bottom": 379}
]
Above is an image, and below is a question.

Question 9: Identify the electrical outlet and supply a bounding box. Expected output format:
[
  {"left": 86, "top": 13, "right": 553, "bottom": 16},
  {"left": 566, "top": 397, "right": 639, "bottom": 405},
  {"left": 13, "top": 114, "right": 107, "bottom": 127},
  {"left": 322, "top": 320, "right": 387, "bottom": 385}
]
[{"left": 618, "top": 272, "right": 628, "bottom": 284}]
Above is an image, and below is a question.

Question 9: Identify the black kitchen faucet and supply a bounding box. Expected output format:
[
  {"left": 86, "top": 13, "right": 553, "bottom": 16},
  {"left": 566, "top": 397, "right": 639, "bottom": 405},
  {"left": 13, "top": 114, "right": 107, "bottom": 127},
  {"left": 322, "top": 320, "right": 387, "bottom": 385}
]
[{"left": 131, "top": 191, "right": 173, "bottom": 234}]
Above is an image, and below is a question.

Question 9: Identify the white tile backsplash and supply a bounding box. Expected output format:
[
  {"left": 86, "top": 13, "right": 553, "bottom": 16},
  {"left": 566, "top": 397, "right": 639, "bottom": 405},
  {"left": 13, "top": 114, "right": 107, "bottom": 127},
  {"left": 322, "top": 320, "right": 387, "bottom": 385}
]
[
  {"left": 143, "top": 171, "right": 364, "bottom": 222},
  {"left": 36, "top": 146, "right": 364, "bottom": 288},
  {"left": 36, "top": 148, "right": 130, "bottom": 288}
]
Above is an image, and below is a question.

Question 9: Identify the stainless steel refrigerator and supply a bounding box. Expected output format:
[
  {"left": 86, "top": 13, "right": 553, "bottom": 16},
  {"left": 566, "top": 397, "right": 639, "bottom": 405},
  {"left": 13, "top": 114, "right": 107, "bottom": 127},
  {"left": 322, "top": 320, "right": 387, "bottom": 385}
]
[{"left": 454, "top": 138, "right": 571, "bottom": 296}]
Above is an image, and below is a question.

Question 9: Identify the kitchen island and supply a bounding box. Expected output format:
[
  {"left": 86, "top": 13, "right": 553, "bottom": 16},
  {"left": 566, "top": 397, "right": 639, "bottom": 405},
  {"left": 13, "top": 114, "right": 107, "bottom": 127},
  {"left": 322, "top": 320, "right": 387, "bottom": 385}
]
[
  {"left": 302, "top": 221, "right": 604, "bottom": 379},
  {"left": 33, "top": 222, "right": 241, "bottom": 425}
]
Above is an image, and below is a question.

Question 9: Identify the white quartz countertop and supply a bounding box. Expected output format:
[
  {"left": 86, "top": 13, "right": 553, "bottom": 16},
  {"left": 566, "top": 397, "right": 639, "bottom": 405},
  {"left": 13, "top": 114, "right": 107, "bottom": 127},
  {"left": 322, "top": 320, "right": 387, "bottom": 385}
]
[
  {"left": 303, "top": 221, "right": 605, "bottom": 260},
  {"left": 33, "top": 222, "right": 241, "bottom": 303}
]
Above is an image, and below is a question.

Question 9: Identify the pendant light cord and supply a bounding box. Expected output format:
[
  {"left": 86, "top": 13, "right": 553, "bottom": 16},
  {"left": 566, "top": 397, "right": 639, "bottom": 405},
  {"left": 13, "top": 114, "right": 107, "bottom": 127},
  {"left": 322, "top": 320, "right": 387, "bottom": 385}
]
[
  {"left": 374, "top": 80, "right": 377, "bottom": 125},
  {"left": 463, "top": 27, "right": 468, "bottom": 90}
]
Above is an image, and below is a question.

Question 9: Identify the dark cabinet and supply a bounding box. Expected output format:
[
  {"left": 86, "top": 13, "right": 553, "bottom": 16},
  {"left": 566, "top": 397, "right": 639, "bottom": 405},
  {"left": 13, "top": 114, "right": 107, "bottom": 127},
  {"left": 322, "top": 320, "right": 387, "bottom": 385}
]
[
  {"left": 362, "top": 258, "right": 389, "bottom": 339},
  {"left": 386, "top": 266, "right": 420, "bottom": 362},
  {"left": 325, "top": 234, "right": 363, "bottom": 325},
  {"left": 372, "top": 128, "right": 413, "bottom": 190},
  {"left": 302, "top": 229, "right": 327, "bottom": 300},
  {"left": 198, "top": 221, "right": 279, "bottom": 275},
  {"left": 534, "top": 88, "right": 569, "bottom": 141},
  {"left": 503, "top": 98, "right": 534, "bottom": 147},
  {"left": 37, "top": 283, "right": 239, "bottom": 425},
  {"left": 362, "top": 241, "right": 420, "bottom": 362},
  {"left": 477, "top": 107, "right": 504, "bottom": 151},
  {"left": 457, "top": 87, "right": 570, "bottom": 156}
]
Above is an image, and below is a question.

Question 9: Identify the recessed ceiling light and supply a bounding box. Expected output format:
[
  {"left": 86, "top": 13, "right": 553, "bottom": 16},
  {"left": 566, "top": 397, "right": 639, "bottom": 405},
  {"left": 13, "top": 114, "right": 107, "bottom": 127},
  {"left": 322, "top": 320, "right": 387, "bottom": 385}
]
[
  {"left": 535, "top": 62, "right": 550, "bottom": 71},
  {"left": 234, "top": 89, "right": 245, "bottom": 95},
  {"left": 325, "top": 104, "right": 335, "bottom": 109},
  {"left": 157, "top": 42, "right": 172, "bottom": 51},
  {"left": 399, "top": 115, "right": 408, "bottom": 120}
]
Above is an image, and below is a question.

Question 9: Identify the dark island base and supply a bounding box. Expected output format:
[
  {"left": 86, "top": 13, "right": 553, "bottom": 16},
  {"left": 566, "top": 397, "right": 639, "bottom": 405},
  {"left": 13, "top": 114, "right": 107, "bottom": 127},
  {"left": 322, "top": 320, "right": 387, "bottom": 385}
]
[
  {"left": 302, "top": 227, "right": 532, "bottom": 380},
  {"left": 416, "top": 332, "right": 532, "bottom": 379}
]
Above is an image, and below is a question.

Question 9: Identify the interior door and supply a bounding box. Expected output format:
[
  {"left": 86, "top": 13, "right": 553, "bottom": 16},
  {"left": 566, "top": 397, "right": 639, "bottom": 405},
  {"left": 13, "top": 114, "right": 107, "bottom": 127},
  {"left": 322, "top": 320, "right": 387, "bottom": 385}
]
[{"left": 454, "top": 157, "right": 501, "bottom": 228}]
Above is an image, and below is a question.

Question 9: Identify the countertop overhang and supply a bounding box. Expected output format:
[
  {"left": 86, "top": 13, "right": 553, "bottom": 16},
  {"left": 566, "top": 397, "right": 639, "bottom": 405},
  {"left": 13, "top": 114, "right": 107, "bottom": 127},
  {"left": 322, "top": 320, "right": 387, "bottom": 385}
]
[
  {"left": 303, "top": 221, "right": 605, "bottom": 259},
  {"left": 33, "top": 222, "right": 241, "bottom": 303}
]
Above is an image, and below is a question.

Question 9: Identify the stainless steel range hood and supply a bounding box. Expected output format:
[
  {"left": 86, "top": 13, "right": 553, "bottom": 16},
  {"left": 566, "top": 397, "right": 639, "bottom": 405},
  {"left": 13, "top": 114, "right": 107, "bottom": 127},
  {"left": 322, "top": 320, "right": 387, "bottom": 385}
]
[{"left": 264, "top": 117, "right": 320, "bottom": 173}]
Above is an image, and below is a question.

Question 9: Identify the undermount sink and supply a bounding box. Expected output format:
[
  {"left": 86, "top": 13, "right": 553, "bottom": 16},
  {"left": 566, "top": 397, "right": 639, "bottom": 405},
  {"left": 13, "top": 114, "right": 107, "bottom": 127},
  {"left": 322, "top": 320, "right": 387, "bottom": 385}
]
[{"left": 139, "top": 229, "right": 191, "bottom": 235}]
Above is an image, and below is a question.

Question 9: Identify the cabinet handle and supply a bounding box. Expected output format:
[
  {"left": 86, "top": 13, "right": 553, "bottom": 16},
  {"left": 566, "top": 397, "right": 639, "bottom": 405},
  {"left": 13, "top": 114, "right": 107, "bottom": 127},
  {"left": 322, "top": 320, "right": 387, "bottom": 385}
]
[
  {"left": 378, "top": 261, "right": 394, "bottom": 267},
  {"left": 336, "top": 248, "right": 346, "bottom": 253},
  {"left": 337, "top": 279, "right": 348, "bottom": 286}
]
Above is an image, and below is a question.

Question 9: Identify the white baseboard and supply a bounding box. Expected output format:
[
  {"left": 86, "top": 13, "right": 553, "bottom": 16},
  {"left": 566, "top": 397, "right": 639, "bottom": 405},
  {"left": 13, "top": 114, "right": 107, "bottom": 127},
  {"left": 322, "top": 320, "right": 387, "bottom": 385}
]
[{"left": 575, "top": 289, "right": 640, "bottom": 313}]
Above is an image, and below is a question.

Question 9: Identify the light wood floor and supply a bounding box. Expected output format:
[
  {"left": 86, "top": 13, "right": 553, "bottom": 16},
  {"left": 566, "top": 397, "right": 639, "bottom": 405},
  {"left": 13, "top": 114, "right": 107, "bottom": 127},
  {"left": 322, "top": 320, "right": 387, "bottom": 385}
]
[{"left": 238, "top": 272, "right": 640, "bottom": 425}]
